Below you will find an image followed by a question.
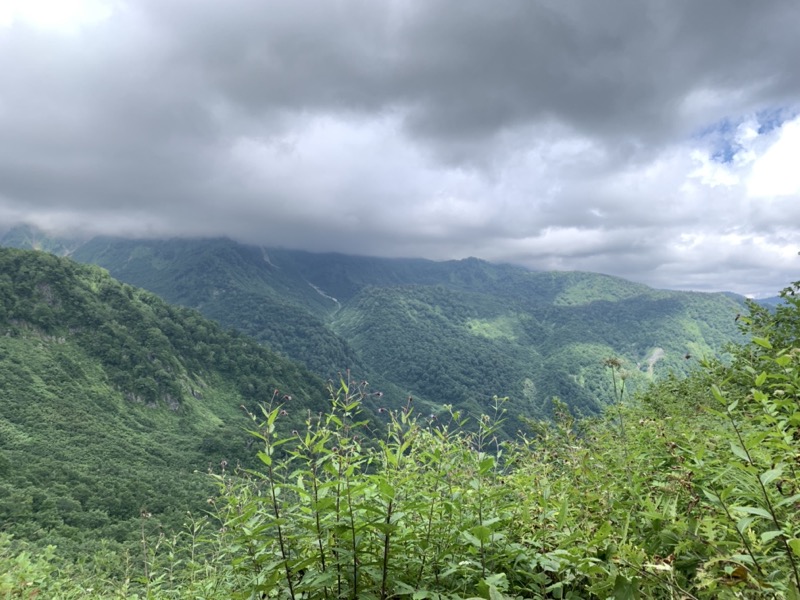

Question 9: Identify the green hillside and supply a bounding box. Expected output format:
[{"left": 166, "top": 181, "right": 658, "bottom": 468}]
[
  {"left": 0, "top": 236, "right": 797, "bottom": 598},
  {"left": 2, "top": 229, "right": 748, "bottom": 425},
  {"left": 1, "top": 281, "right": 798, "bottom": 599},
  {"left": 331, "top": 275, "right": 745, "bottom": 422},
  {"left": 69, "top": 236, "right": 364, "bottom": 378},
  {"left": 0, "top": 248, "right": 327, "bottom": 550}
]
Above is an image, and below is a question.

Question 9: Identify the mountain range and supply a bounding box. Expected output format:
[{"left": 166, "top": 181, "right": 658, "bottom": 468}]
[
  {"left": 2, "top": 225, "right": 749, "bottom": 424},
  {"left": 0, "top": 223, "right": 761, "bottom": 553}
]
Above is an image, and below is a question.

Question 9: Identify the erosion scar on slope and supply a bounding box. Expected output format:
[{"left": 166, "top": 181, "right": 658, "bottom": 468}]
[{"left": 646, "top": 347, "right": 665, "bottom": 377}]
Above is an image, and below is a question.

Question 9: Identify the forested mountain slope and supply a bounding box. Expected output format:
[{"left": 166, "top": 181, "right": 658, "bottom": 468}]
[
  {"left": 2, "top": 228, "right": 748, "bottom": 421},
  {"left": 331, "top": 280, "right": 741, "bottom": 420},
  {"left": 2, "top": 281, "right": 798, "bottom": 599},
  {"left": 0, "top": 248, "right": 328, "bottom": 548},
  {"left": 1, "top": 237, "right": 796, "bottom": 599}
]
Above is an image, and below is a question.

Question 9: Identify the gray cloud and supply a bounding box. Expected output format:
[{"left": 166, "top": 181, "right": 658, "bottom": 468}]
[{"left": 1, "top": 0, "right": 800, "bottom": 296}]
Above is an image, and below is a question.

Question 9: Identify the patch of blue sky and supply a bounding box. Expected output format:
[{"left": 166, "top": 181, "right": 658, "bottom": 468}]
[
  {"left": 711, "top": 139, "right": 738, "bottom": 164},
  {"left": 694, "top": 117, "right": 740, "bottom": 165},
  {"left": 694, "top": 106, "right": 797, "bottom": 165},
  {"left": 755, "top": 106, "right": 795, "bottom": 135}
]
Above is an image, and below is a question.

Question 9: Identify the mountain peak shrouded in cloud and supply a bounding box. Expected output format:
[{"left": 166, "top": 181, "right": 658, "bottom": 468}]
[{"left": 1, "top": 0, "right": 799, "bottom": 297}]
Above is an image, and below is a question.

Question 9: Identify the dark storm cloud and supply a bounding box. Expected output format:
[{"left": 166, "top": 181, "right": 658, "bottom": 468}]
[
  {"left": 133, "top": 0, "right": 800, "bottom": 158},
  {"left": 1, "top": 0, "right": 799, "bottom": 296}
]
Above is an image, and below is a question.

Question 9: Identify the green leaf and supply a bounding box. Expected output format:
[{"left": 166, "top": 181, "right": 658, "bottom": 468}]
[
  {"left": 378, "top": 481, "right": 395, "bottom": 501},
  {"left": 485, "top": 573, "right": 508, "bottom": 590},
  {"left": 776, "top": 493, "right": 800, "bottom": 509},
  {"left": 761, "top": 530, "right": 784, "bottom": 544},
  {"left": 461, "top": 530, "right": 482, "bottom": 548},
  {"left": 736, "top": 515, "right": 757, "bottom": 533},
  {"left": 759, "top": 467, "right": 783, "bottom": 486},
  {"left": 479, "top": 455, "right": 495, "bottom": 474},
  {"left": 755, "top": 371, "right": 767, "bottom": 386},
  {"left": 735, "top": 506, "right": 772, "bottom": 520},
  {"left": 488, "top": 585, "right": 508, "bottom": 600},
  {"left": 729, "top": 441, "right": 751, "bottom": 463},
  {"left": 557, "top": 495, "right": 569, "bottom": 530},
  {"left": 257, "top": 450, "right": 272, "bottom": 467},
  {"left": 789, "top": 538, "right": 800, "bottom": 557},
  {"left": 471, "top": 524, "right": 492, "bottom": 543},
  {"left": 711, "top": 384, "right": 726, "bottom": 403},
  {"left": 612, "top": 574, "right": 639, "bottom": 600},
  {"left": 753, "top": 337, "right": 773, "bottom": 349}
]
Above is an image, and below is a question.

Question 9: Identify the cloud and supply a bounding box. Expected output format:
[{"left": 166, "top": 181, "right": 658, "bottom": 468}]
[
  {"left": 1, "top": 0, "right": 799, "bottom": 296},
  {"left": 0, "top": 0, "right": 113, "bottom": 31},
  {"left": 749, "top": 117, "right": 800, "bottom": 197}
]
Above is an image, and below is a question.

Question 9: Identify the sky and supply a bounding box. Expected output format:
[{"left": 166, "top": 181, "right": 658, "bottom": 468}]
[{"left": 1, "top": 1, "right": 799, "bottom": 297}]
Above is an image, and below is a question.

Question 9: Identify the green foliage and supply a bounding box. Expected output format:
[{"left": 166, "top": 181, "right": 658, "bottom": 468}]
[
  {"left": 4, "top": 231, "right": 746, "bottom": 422},
  {"left": 19, "top": 280, "right": 793, "bottom": 599},
  {"left": 333, "top": 280, "right": 743, "bottom": 421},
  {"left": 68, "top": 237, "right": 365, "bottom": 379},
  {"left": 0, "top": 248, "right": 327, "bottom": 550},
  {"left": 4, "top": 237, "right": 796, "bottom": 599}
]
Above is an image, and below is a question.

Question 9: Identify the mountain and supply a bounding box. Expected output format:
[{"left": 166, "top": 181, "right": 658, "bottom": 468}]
[
  {"left": 0, "top": 245, "right": 794, "bottom": 600},
  {"left": 0, "top": 247, "right": 328, "bottom": 548},
  {"left": 755, "top": 295, "right": 785, "bottom": 308},
  {"left": 71, "top": 236, "right": 365, "bottom": 377},
  {"left": 323, "top": 259, "right": 746, "bottom": 421},
  {"left": 0, "top": 223, "right": 87, "bottom": 257},
  {"left": 2, "top": 228, "right": 748, "bottom": 425}
]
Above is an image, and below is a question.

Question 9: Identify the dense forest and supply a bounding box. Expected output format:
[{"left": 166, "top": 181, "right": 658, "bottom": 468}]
[
  {"left": 0, "top": 248, "right": 331, "bottom": 553},
  {"left": 2, "top": 228, "right": 748, "bottom": 424},
  {"left": 1, "top": 245, "right": 799, "bottom": 597}
]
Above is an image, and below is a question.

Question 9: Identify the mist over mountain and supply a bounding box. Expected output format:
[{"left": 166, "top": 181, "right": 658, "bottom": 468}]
[{"left": 2, "top": 226, "right": 749, "bottom": 425}]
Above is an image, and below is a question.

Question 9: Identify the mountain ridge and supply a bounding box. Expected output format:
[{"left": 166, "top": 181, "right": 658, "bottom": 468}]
[{"left": 0, "top": 226, "right": 748, "bottom": 423}]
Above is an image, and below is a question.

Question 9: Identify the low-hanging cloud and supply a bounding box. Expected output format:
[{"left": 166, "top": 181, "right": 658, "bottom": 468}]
[{"left": 1, "top": 0, "right": 799, "bottom": 296}]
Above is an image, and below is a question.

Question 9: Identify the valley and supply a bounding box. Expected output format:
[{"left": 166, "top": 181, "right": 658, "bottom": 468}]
[
  {"left": 4, "top": 227, "right": 748, "bottom": 425},
  {"left": 3, "top": 230, "right": 795, "bottom": 599}
]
